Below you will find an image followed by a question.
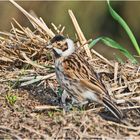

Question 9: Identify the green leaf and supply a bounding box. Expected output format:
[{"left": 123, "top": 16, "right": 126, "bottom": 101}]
[
  {"left": 89, "top": 37, "right": 138, "bottom": 64},
  {"left": 6, "top": 94, "right": 17, "bottom": 105},
  {"left": 107, "top": 0, "right": 140, "bottom": 56},
  {"left": 114, "top": 54, "right": 124, "bottom": 64},
  {"left": 57, "top": 87, "right": 63, "bottom": 96}
]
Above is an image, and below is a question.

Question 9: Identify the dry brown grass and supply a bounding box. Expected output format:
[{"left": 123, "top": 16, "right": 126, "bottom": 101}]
[{"left": 0, "top": 0, "right": 140, "bottom": 139}]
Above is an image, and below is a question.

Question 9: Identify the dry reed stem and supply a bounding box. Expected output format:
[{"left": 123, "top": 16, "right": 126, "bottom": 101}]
[
  {"left": 34, "top": 105, "right": 61, "bottom": 111},
  {"left": 21, "top": 52, "right": 45, "bottom": 69},
  {"left": 68, "top": 10, "right": 92, "bottom": 59},
  {"left": 20, "top": 73, "right": 55, "bottom": 87},
  {"left": 9, "top": 0, "right": 55, "bottom": 38},
  {"left": 114, "top": 62, "right": 118, "bottom": 83}
]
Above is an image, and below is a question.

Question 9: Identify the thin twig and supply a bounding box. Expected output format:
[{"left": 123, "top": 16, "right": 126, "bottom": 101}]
[
  {"left": 34, "top": 105, "right": 61, "bottom": 111},
  {"left": 20, "top": 73, "right": 55, "bottom": 87},
  {"left": 121, "top": 105, "right": 140, "bottom": 110},
  {"left": 108, "top": 121, "right": 140, "bottom": 131},
  {"left": 114, "top": 62, "right": 118, "bottom": 83},
  {"left": 21, "top": 52, "right": 45, "bottom": 69}
]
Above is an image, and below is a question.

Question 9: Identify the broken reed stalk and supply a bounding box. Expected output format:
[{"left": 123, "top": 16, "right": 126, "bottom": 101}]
[
  {"left": 68, "top": 10, "right": 92, "bottom": 59},
  {"left": 9, "top": 0, "right": 55, "bottom": 38}
]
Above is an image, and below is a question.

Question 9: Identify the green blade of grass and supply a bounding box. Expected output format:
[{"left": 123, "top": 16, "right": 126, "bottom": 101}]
[
  {"left": 89, "top": 37, "right": 138, "bottom": 64},
  {"left": 107, "top": 0, "right": 140, "bottom": 56},
  {"left": 114, "top": 54, "right": 124, "bottom": 64}
]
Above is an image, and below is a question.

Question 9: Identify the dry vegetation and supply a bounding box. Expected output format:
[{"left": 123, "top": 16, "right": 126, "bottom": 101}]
[{"left": 0, "top": 0, "right": 140, "bottom": 139}]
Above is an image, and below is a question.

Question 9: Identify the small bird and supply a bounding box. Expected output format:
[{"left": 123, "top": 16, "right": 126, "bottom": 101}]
[{"left": 47, "top": 35, "right": 123, "bottom": 120}]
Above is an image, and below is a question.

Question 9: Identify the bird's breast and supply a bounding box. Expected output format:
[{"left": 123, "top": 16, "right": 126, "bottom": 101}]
[{"left": 55, "top": 59, "right": 68, "bottom": 87}]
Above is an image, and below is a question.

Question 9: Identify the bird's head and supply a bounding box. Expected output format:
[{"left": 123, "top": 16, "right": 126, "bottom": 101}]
[{"left": 47, "top": 35, "right": 75, "bottom": 58}]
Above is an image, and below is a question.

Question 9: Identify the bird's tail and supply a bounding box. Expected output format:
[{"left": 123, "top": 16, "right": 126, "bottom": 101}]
[{"left": 103, "top": 96, "right": 123, "bottom": 120}]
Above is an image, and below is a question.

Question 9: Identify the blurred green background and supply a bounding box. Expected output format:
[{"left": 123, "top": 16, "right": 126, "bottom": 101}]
[{"left": 0, "top": 1, "right": 140, "bottom": 59}]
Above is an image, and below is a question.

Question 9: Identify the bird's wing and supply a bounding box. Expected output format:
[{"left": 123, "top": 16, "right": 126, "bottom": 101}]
[
  {"left": 102, "top": 96, "right": 124, "bottom": 120},
  {"left": 62, "top": 53, "right": 107, "bottom": 96}
]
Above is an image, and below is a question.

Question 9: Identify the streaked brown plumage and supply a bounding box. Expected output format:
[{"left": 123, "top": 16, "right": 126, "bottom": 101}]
[{"left": 48, "top": 35, "right": 123, "bottom": 120}]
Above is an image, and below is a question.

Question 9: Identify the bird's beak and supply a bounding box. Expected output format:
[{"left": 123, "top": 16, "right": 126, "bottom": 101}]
[
  {"left": 52, "top": 47, "right": 62, "bottom": 58},
  {"left": 46, "top": 41, "right": 53, "bottom": 49}
]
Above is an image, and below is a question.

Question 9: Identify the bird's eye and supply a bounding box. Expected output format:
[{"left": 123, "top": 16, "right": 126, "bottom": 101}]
[{"left": 57, "top": 43, "right": 61, "bottom": 46}]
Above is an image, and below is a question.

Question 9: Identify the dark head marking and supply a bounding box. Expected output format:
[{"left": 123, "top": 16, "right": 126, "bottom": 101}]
[
  {"left": 50, "top": 35, "right": 65, "bottom": 43},
  {"left": 52, "top": 48, "right": 61, "bottom": 58}
]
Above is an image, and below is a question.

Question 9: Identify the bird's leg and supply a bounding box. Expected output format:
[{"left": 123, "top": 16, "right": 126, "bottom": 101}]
[
  {"left": 61, "top": 91, "right": 88, "bottom": 110},
  {"left": 79, "top": 101, "right": 89, "bottom": 107},
  {"left": 72, "top": 98, "right": 88, "bottom": 109},
  {"left": 71, "top": 97, "right": 79, "bottom": 104},
  {"left": 61, "top": 90, "right": 68, "bottom": 106},
  {"left": 61, "top": 90, "right": 72, "bottom": 111}
]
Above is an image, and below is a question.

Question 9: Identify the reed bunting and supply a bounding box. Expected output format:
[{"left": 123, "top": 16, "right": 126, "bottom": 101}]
[{"left": 47, "top": 35, "right": 123, "bottom": 120}]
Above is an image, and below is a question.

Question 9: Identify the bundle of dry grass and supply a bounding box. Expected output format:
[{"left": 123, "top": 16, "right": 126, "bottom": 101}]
[{"left": 0, "top": 0, "right": 139, "bottom": 139}]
